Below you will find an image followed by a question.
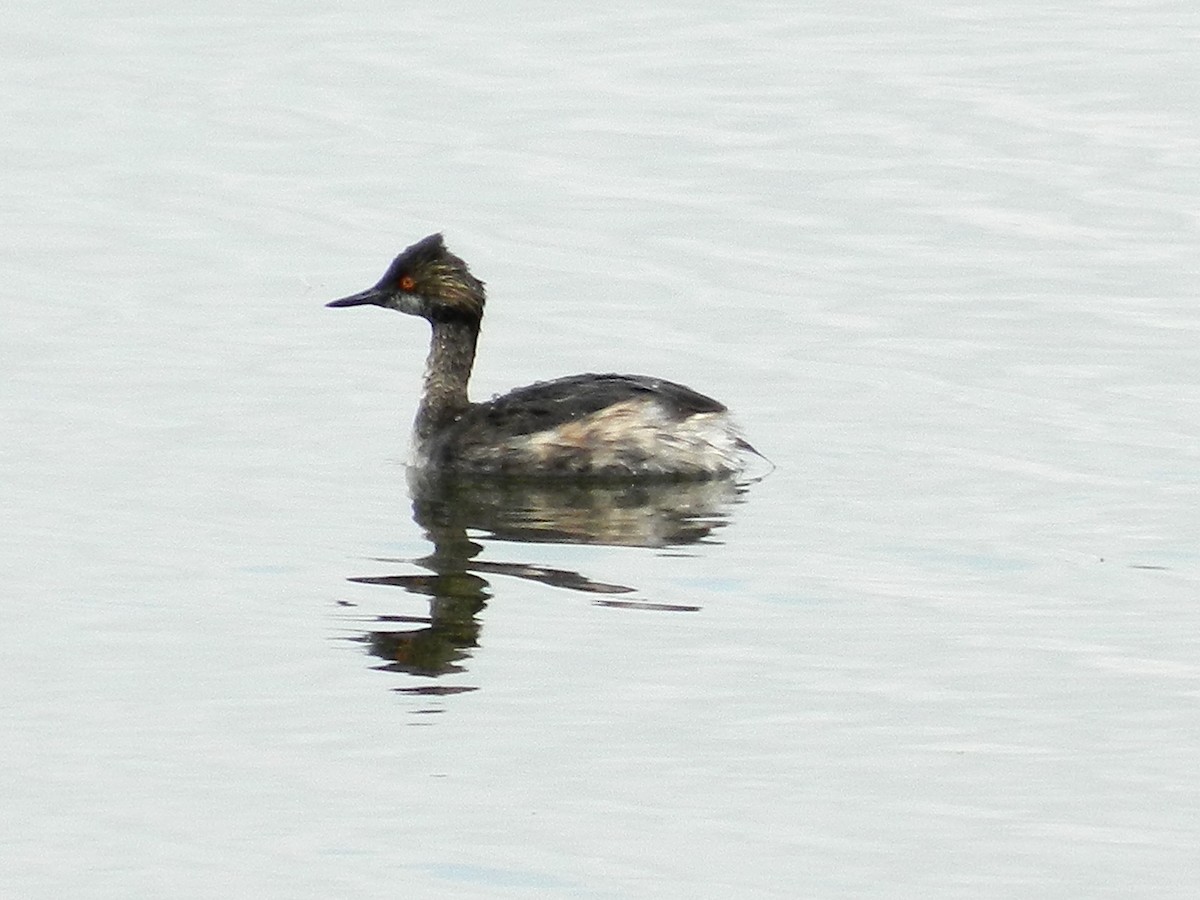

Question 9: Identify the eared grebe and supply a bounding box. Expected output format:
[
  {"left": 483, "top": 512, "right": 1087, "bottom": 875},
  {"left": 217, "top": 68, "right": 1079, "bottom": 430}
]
[{"left": 327, "top": 233, "right": 758, "bottom": 478}]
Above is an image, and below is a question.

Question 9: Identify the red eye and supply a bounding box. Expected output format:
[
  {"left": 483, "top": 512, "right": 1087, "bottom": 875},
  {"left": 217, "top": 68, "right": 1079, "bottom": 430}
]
[{"left": 399, "top": 275, "right": 416, "bottom": 291}]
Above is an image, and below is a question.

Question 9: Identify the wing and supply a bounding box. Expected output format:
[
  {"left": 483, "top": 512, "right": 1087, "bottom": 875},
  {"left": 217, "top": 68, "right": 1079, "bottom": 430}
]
[{"left": 459, "top": 373, "right": 728, "bottom": 438}]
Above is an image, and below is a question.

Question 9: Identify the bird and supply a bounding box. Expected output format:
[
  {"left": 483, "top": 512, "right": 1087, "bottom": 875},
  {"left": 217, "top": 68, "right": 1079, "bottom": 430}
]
[{"left": 327, "top": 233, "right": 759, "bottom": 479}]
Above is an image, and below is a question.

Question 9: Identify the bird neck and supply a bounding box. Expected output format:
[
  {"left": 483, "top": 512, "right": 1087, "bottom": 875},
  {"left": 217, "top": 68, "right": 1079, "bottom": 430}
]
[{"left": 414, "top": 317, "right": 479, "bottom": 445}]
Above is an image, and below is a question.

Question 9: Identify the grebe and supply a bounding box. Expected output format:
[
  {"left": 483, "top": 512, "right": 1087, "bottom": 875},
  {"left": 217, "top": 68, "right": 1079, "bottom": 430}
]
[{"left": 327, "top": 233, "right": 758, "bottom": 478}]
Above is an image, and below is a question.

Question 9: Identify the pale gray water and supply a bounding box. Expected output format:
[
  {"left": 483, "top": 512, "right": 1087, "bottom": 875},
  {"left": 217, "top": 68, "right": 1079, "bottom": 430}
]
[{"left": 3, "top": 2, "right": 1198, "bottom": 897}]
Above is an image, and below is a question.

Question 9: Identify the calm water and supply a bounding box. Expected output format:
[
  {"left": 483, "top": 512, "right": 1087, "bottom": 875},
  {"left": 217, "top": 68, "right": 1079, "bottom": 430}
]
[{"left": 3, "top": 2, "right": 1198, "bottom": 897}]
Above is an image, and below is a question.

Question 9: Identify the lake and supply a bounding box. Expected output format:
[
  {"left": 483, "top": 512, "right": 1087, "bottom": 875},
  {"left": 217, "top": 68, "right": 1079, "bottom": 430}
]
[{"left": 2, "top": 2, "right": 1197, "bottom": 897}]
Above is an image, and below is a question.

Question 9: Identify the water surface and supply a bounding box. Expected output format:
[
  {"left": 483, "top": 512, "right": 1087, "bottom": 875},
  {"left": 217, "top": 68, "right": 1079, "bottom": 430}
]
[{"left": 2, "top": 2, "right": 1198, "bottom": 897}]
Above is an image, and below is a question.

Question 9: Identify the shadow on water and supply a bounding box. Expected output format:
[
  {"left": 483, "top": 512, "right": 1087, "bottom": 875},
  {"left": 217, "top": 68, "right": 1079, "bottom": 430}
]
[{"left": 336, "top": 472, "right": 751, "bottom": 692}]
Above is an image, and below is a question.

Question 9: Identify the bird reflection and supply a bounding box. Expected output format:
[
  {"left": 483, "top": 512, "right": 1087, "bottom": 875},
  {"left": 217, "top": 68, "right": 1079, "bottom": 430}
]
[{"left": 339, "top": 471, "right": 747, "bottom": 687}]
